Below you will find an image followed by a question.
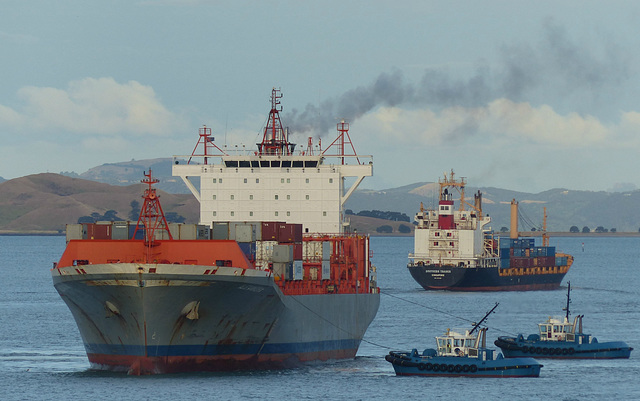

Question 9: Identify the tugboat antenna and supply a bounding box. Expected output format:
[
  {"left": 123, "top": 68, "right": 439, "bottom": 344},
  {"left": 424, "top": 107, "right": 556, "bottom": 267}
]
[
  {"left": 562, "top": 281, "right": 571, "bottom": 321},
  {"left": 470, "top": 302, "right": 499, "bottom": 335}
]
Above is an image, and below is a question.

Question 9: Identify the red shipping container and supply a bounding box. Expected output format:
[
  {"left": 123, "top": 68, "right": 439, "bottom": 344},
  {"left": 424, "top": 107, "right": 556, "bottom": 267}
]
[
  {"left": 277, "top": 223, "right": 295, "bottom": 243},
  {"left": 261, "top": 222, "right": 280, "bottom": 241},
  {"left": 293, "top": 243, "right": 303, "bottom": 260},
  {"left": 293, "top": 224, "right": 303, "bottom": 242},
  {"left": 85, "top": 223, "right": 111, "bottom": 240}
]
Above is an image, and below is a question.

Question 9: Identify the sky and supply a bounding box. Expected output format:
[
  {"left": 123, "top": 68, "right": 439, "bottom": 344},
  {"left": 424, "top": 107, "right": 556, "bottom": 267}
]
[{"left": 2, "top": 0, "right": 640, "bottom": 193}]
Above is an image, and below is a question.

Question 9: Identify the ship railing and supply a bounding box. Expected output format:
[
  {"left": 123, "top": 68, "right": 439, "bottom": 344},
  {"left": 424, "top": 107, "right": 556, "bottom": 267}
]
[{"left": 172, "top": 153, "right": 373, "bottom": 165}]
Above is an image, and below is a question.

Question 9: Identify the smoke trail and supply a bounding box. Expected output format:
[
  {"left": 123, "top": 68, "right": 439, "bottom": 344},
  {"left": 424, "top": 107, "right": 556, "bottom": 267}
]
[{"left": 284, "top": 19, "right": 628, "bottom": 136}]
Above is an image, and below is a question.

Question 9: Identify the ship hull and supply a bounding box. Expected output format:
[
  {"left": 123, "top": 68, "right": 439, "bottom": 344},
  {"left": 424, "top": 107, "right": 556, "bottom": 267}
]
[
  {"left": 385, "top": 352, "right": 542, "bottom": 378},
  {"left": 495, "top": 337, "right": 633, "bottom": 359},
  {"left": 53, "top": 263, "right": 380, "bottom": 374},
  {"left": 407, "top": 263, "right": 567, "bottom": 291}
]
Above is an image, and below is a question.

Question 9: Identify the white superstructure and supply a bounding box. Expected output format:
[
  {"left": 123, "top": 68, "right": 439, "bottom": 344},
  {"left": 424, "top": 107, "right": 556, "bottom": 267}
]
[
  {"left": 172, "top": 89, "right": 372, "bottom": 234},
  {"left": 409, "top": 171, "right": 495, "bottom": 268}
]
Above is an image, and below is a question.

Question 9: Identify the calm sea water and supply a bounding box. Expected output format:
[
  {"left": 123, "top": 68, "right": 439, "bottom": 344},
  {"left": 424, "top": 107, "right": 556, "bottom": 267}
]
[{"left": 1, "top": 235, "right": 638, "bottom": 400}]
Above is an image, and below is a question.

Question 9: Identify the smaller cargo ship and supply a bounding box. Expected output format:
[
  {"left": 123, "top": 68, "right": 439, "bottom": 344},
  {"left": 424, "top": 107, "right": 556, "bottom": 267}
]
[
  {"left": 385, "top": 304, "right": 543, "bottom": 377},
  {"left": 407, "top": 170, "right": 573, "bottom": 291},
  {"left": 494, "top": 282, "right": 633, "bottom": 359}
]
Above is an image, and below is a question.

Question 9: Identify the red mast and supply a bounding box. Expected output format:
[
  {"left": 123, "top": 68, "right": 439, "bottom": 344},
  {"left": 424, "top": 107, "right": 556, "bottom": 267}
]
[
  {"left": 322, "top": 119, "right": 361, "bottom": 164},
  {"left": 132, "top": 170, "right": 173, "bottom": 261},
  {"left": 258, "top": 88, "right": 295, "bottom": 155},
  {"left": 188, "top": 125, "right": 228, "bottom": 165}
]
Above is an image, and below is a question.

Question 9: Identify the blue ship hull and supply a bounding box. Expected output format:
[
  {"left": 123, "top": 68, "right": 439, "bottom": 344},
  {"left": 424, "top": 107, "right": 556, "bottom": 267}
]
[
  {"left": 495, "top": 336, "right": 633, "bottom": 359},
  {"left": 385, "top": 350, "right": 542, "bottom": 378}
]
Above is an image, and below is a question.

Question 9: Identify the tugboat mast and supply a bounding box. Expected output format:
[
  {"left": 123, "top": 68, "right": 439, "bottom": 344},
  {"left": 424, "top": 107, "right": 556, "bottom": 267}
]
[
  {"left": 563, "top": 281, "right": 571, "bottom": 321},
  {"left": 470, "top": 303, "right": 499, "bottom": 335}
]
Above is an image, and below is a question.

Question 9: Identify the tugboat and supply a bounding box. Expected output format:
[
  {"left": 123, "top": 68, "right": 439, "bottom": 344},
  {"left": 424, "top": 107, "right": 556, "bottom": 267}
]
[
  {"left": 494, "top": 282, "right": 633, "bottom": 359},
  {"left": 385, "top": 304, "right": 543, "bottom": 377},
  {"left": 407, "top": 170, "right": 573, "bottom": 291}
]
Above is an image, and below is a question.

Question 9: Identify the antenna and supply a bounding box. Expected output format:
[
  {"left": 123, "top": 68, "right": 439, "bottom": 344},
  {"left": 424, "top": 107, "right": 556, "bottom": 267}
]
[
  {"left": 469, "top": 303, "right": 499, "bottom": 335},
  {"left": 562, "top": 281, "right": 571, "bottom": 321}
]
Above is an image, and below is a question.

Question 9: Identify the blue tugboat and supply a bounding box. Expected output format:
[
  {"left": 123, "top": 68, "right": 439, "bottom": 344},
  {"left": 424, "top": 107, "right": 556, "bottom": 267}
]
[
  {"left": 495, "top": 282, "right": 633, "bottom": 359},
  {"left": 386, "top": 304, "right": 543, "bottom": 377}
]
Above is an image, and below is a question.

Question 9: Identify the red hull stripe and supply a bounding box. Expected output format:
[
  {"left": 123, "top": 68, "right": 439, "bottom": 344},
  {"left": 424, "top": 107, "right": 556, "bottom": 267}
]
[{"left": 87, "top": 349, "right": 357, "bottom": 374}]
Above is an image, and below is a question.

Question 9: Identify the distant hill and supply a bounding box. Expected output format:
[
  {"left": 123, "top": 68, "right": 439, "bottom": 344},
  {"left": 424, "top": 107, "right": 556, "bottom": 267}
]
[
  {"left": 347, "top": 215, "right": 414, "bottom": 236},
  {"left": 61, "top": 158, "right": 190, "bottom": 194},
  {"left": 0, "top": 174, "right": 199, "bottom": 234}
]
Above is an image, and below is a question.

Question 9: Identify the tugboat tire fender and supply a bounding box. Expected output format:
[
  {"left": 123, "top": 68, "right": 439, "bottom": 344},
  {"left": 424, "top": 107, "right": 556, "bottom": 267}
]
[
  {"left": 568, "top": 347, "right": 575, "bottom": 354},
  {"left": 448, "top": 364, "right": 455, "bottom": 372},
  {"left": 462, "top": 365, "right": 470, "bottom": 372},
  {"left": 439, "top": 363, "right": 448, "bottom": 372},
  {"left": 535, "top": 347, "right": 542, "bottom": 354},
  {"left": 425, "top": 363, "right": 433, "bottom": 371},
  {"left": 521, "top": 346, "right": 529, "bottom": 353},
  {"left": 542, "top": 348, "right": 549, "bottom": 355},
  {"left": 418, "top": 363, "right": 426, "bottom": 370},
  {"left": 455, "top": 364, "right": 462, "bottom": 373},
  {"left": 469, "top": 365, "right": 478, "bottom": 373},
  {"left": 562, "top": 348, "right": 569, "bottom": 355}
]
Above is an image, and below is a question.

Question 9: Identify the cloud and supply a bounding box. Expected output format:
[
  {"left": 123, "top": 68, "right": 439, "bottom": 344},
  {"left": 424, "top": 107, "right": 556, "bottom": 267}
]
[
  {"left": 359, "top": 99, "right": 611, "bottom": 147},
  {"left": 0, "top": 77, "right": 182, "bottom": 136}
]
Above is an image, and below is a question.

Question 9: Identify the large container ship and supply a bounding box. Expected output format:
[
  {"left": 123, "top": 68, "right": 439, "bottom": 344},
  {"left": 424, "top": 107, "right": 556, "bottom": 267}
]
[
  {"left": 407, "top": 171, "right": 573, "bottom": 291},
  {"left": 52, "top": 89, "right": 380, "bottom": 374}
]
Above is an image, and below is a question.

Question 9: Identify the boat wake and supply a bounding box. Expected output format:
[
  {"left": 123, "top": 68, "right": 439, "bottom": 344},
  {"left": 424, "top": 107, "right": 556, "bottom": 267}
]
[{"left": 0, "top": 349, "right": 87, "bottom": 372}]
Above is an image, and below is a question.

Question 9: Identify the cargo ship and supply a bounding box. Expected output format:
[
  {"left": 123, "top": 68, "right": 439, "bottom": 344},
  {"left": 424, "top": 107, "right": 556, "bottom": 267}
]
[
  {"left": 52, "top": 88, "right": 380, "bottom": 374},
  {"left": 407, "top": 171, "right": 573, "bottom": 291}
]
